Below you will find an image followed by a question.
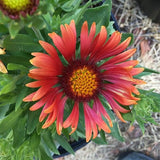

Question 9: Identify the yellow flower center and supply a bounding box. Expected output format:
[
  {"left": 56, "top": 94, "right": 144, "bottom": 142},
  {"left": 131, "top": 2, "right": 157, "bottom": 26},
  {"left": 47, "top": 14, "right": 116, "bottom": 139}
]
[
  {"left": 69, "top": 66, "right": 98, "bottom": 98},
  {"left": 2, "top": 0, "right": 31, "bottom": 12}
]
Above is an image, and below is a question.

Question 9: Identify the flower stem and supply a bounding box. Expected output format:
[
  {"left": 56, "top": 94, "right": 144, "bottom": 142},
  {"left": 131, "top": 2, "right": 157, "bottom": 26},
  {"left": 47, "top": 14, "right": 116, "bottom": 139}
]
[{"left": 32, "top": 27, "right": 44, "bottom": 41}]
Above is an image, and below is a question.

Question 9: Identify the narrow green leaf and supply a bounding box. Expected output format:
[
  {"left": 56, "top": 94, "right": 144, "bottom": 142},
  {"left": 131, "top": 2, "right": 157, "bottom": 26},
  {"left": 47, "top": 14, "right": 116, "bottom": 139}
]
[
  {"left": 70, "top": 131, "right": 79, "bottom": 141},
  {"left": 0, "top": 105, "right": 10, "bottom": 119},
  {"left": 30, "top": 131, "right": 40, "bottom": 150},
  {"left": 77, "top": 0, "right": 112, "bottom": 35},
  {"left": 61, "top": 0, "right": 82, "bottom": 12},
  {"left": 61, "top": 0, "right": 91, "bottom": 25},
  {"left": 3, "top": 34, "right": 41, "bottom": 55},
  {"left": 0, "top": 80, "right": 16, "bottom": 95},
  {"left": 55, "top": 134, "right": 74, "bottom": 154},
  {"left": 0, "top": 107, "right": 23, "bottom": 135},
  {"left": 99, "top": 130, "right": 107, "bottom": 142},
  {"left": 8, "top": 21, "right": 21, "bottom": 39},
  {"left": 39, "top": 144, "right": 53, "bottom": 160},
  {"left": 110, "top": 122, "right": 124, "bottom": 142},
  {"left": 93, "top": 137, "right": 107, "bottom": 145},
  {"left": 42, "top": 131, "right": 60, "bottom": 155},
  {"left": 27, "top": 110, "right": 41, "bottom": 134},
  {"left": 15, "top": 87, "right": 28, "bottom": 111},
  {"left": 13, "top": 116, "right": 27, "bottom": 148},
  {"left": 107, "top": 21, "right": 115, "bottom": 36},
  {"left": 99, "top": 95, "right": 124, "bottom": 142},
  {"left": 134, "top": 66, "right": 159, "bottom": 78},
  {"left": 0, "top": 24, "right": 8, "bottom": 35},
  {"left": 7, "top": 63, "right": 28, "bottom": 73},
  {"left": 31, "top": 17, "right": 46, "bottom": 30},
  {"left": 121, "top": 33, "right": 134, "bottom": 45},
  {"left": 122, "top": 112, "right": 134, "bottom": 122}
]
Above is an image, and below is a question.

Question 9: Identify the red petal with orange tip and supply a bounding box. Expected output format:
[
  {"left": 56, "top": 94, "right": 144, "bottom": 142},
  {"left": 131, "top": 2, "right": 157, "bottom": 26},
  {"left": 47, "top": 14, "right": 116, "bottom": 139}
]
[
  {"left": 26, "top": 78, "right": 58, "bottom": 88},
  {"left": 131, "top": 68, "right": 144, "bottom": 76},
  {"left": 80, "top": 21, "right": 96, "bottom": 59},
  {"left": 32, "top": 84, "right": 53, "bottom": 101},
  {"left": 93, "top": 98, "right": 113, "bottom": 127},
  {"left": 84, "top": 103, "right": 111, "bottom": 142},
  {"left": 102, "top": 91, "right": 130, "bottom": 113},
  {"left": 92, "top": 31, "right": 121, "bottom": 61},
  {"left": 101, "top": 48, "right": 136, "bottom": 67},
  {"left": 90, "top": 26, "right": 107, "bottom": 58},
  {"left": 23, "top": 92, "right": 36, "bottom": 102},
  {"left": 56, "top": 96, "right": 67, "bottom": 135},
  {"left": 63, "top": 102, "right": 79, "bottom": 134},
  {"left": 49, "top": 21, "right": 76, "bottom": 63},
  {"left": 95, "top": 36, "right": 131, "bottom": 62},
  {"left": 39, "top": 40, "right": 62, "bottom": 67}
]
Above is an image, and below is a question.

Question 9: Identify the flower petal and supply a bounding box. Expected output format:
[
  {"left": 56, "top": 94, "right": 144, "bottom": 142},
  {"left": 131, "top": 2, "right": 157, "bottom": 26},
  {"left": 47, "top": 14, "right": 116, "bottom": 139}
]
[
  {"left": 80, "top": 21, "right": 96, "bottom": 59},
  {"left": 56, "top": 96, "right": 67, "bottom": 135},
  {"left": 101, "top": 48, "right": 136, "bottom": 67},
  {"left": 48, "top": 21, "right": 76, "bottom": 62},
  {"left": 90, "top": 26, "right": 107, "bottom": 58},
  {"left": 84, "top": 103, "right": 111, "bottom": 142},
  {"left": 93, "top": 98, "right": 113, "bottom": 127},
  {"left": 63, "top": 102, "right": 79, "bottom": 134},
  {"left": 32, "top": 84, "right": 53, "bottom": 101},
  {"left": 23, "top": 92, "right": 36, "bottom": 102},
  {"left": 0, "top": 60, "right": 7, "bottom": 73},
  {"left": 131, "top": 68, "right": 144, "bottom": 76}
]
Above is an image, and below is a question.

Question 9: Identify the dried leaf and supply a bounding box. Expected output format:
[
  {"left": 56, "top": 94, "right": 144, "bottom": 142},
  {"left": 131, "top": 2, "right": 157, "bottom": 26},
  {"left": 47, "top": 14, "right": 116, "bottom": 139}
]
[{"left": 140, "top": 39, "right": 150, "bottom": 56}]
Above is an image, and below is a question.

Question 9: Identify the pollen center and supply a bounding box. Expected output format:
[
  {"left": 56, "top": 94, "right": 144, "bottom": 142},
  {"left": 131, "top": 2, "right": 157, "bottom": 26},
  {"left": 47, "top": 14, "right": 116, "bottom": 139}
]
[
  {"left": 69, "top": 66, "right": 98, "bottom": 98},
  {"left": 2, "top": 0, "right": 31, "bottom": 12}
]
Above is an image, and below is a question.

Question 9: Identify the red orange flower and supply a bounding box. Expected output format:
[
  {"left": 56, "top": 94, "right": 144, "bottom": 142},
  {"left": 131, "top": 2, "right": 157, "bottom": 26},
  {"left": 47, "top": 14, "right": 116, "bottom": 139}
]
[{"left": 23, "top": 20, "right": 145, "bottom": 142}]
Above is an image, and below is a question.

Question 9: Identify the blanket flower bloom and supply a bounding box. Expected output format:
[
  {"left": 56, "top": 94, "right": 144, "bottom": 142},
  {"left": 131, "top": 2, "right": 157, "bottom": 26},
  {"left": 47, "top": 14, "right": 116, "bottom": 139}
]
[
  {"left": 0, "top": 0, "right": 39, "bottom": 19},
  {"left": 23, "top": 20, "right": 145, "bottom": 142}
]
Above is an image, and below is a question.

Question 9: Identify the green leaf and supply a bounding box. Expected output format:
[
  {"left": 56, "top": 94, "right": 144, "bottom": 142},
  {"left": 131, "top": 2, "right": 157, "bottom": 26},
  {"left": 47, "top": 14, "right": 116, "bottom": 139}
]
[
  {"left": 0, "top": 78, "right": 17, "bottom": 95},
  {"left": 0, "top": 24, "right": 8, "bottom": 36},
  {"left": 77, "top": 0, "right": 112, "bottom": 35},
  {"left": 134, "top": 66, "right": 159, "bottom": 78},
  {"left": 55, "top": 134, "right": 74, "bottom": 154},
  {"left": 31, "top": 17, "right": 46, "bottom": 30},
  {"left": 8, "top": 21, "right": 21, "bottom": 39},
  {"left": 0, "top": 93, "right": 17, "bottom": 107},
  {"left": 15, "top": 87, "right": 28, "bottom": 111},
  {"left": 7, "top": 63, "right": 28, "bottom": 73},
  {"left": 61, "top": 0, "right": 91, "bottom": 25},
  {"left": 39, "top": 144, "right": 53, "bottom": 160},
  {"left": 27, "top": 109, "right": 41, "bottom": 134},
  {"left": 13, "top": 116, "right": 27, "bottom": 148},
  {"left": 0, "top": 107, "right": 24, "bottom": 135},
  {"left": 30, "top": 131, "right": 40, "bottom": 150},
  {"left": 110, "top": 122, "right": 124, "bottom": 142},
  {"left": 61, "top": 0, "right": 82, "bottom": 12},
  {"left": 93, "top": 130, "right": 107, "bottom": 144},
  {"left": 107, "top": 21, "right": 115, "bottom": 36},
  {"left": 99, "top": 95, "right": 124, "bottom": 142},
  {"left": 93, "top": 137, "right": 107, "bottom": 145},
  {"left": 121, "top": 33, "right": 134, "bottom": 46},
  {"left": 42, "top": 131, "right": 60, "bottom": 155},
  {"left": 0, "top": 55, "right": 31, "bottom": 67},
  {"left": 3, "top": 34, "right": 41, "bottom": 55},
  {"left": 122, "top": 112, "right": 134, "bottom": 122},
  {"left": 0, "top": 105, "right": 10, "bottom": 119},
  {"left": 131, "top": 89, "right": 160, "bottom": 133}
]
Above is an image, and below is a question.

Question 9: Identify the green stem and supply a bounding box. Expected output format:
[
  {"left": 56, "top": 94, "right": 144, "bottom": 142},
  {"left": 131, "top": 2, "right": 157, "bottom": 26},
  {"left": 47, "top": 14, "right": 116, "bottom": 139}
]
[{"left": 32, "top": 27, "right": 44, "bottom": 41}]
